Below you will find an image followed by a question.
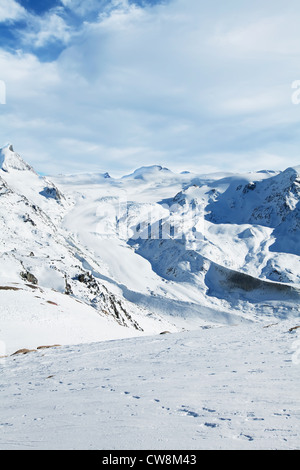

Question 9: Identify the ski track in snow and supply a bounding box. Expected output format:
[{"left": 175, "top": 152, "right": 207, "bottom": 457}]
[{"left": 0, "top": 322, "right": 299, "bottom": 450}]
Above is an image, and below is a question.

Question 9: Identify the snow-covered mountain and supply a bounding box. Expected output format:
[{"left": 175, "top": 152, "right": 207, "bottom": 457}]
[
  {"left": 0, "top": 144, "right": 299, "bottom": 354},
  {"left": 0, "top": 144, "right": 299, "bottom": 450}
]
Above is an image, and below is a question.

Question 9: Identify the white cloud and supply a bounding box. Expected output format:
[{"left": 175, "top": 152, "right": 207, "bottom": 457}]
[
  {"left": 21, "top": 12, "right": 71, "bottom": 48},
  {"left": 0, "top": 0, "right": 27, "bottom": 22},
  {"left": 1, "top": 0, "right": 300, "bottom": 175},
  {"left": 60, "top": 0, "right": 121, "bottom": 17}
]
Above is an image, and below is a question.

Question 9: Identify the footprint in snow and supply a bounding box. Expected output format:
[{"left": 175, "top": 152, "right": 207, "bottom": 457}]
[
  {"left": 240, "top": 433, "right": 254, "bottom": 441},
  {"left": 203, "top": 407, "right": 216, "bottom": 413},
  {"left": 204, "top": 422, "right": 219, "bottom": 428},
  {"left": 179, "top": 407, "right": 200, "bottom": 418},
  {"left": 121, "top": 391, "right": 141, "bottom": 399}
]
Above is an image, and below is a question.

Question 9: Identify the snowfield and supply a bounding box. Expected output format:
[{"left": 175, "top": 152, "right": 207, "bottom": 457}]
[
  {"left": 0, "top": 321, "right": 299, "bottom": 450},
  {"left": 0, "top": 143, "right": 299, "bottom": 449}
]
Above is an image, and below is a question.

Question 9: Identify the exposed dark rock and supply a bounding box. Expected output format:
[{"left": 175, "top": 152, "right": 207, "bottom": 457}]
[
  {"left": 20, "top": 271, "right": 38, "bottom": 285},
  {"left": 39, "top": 185, "right": 64, "bottom": 202},
  {"left": 23, "top": 214, "right": 36, "bottom": 226},
  {"left": 64, "top": 276, "right": 73, "bottom": 295}
]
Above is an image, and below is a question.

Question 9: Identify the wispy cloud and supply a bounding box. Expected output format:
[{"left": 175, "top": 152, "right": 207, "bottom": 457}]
[
  {"left": 0, "top": 0, "right": 27, "bottom": 22},
  {"left": 20, "top": 10, "right": 71, "bottom": 48}
]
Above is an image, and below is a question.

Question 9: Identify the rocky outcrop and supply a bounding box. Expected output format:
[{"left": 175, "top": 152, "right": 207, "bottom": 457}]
[
  {"left": 20, "top": 271, "right": 38, "bottom": 285},
  {"left": 75, "top": 271, "right": 143, "bottom": 331}
]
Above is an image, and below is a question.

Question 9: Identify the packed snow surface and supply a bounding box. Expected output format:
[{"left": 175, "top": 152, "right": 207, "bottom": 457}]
[{"left": 0, "top": 321, "right": 299, "bottom": 450}]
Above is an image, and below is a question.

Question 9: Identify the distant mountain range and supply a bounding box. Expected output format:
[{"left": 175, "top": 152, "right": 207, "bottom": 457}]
[{"left": 0, "top": 143, "right": 299, "bottom": 353}]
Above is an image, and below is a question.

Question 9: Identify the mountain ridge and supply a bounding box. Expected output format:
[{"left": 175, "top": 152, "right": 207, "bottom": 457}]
[{"left": 0, "top": 144, "right": 299, "bottom": 353}]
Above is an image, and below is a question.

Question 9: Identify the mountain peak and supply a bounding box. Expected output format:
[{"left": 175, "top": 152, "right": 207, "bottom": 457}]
[
  {"left": 123, "top": 165, "right": 172, "bottom": 180},
  {"left": 0, "top": 144, "right": 35, "bottom": 173}
]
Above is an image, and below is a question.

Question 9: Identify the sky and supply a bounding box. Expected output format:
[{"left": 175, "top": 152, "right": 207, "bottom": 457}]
[{"left": 0, "top": 0, "right": 300, "bottom": 176}]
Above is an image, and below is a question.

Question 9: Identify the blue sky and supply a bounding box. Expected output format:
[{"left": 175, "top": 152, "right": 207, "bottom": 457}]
[{"left": 0, "top": 0, "right": 299, "bottom": 175}]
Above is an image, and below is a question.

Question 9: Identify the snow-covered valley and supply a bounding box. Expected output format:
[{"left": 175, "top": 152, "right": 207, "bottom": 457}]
[{"left": 0, "top": 143, "right": 299, "bottom": 449}]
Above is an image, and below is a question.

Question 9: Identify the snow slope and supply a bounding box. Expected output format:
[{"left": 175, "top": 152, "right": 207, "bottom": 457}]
[
  {"left": 0, "top": 321, "right": 299, "bottom": 450},
  {"left": 0, "top": 285, "right": 139, "bottom": 356},
  {"left": 0, "top": 145, "right": 178, "bottom": 354}
]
